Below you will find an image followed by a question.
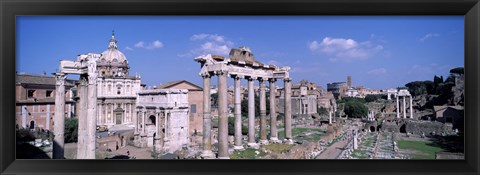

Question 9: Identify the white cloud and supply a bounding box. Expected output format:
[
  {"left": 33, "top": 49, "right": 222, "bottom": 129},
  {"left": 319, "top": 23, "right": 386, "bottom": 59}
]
[
  {"left": 408, "top": 64, "right": 451, "bottom": 76},
  {"left": 180, "top": 33, "right": 234, "bottom": 57},
  {"left": 419, "top": 33, "right": 440, "bottom": 42},
  {"left": 134, "top": 40, "right": 164, "bottom": 50},
  {"left": 134, "top": 41, "right": 145, "bottom": 48},
  {"left": 190, "top": 33, "right": 225, "bottom": 43},
  {"left": 367, "top": 68, "right": 387, "bottom": 75},
  {"left": 125, "top": 46, "right": 133, "bottom": 51},
  {"left": 198, "top": 42, "right": 230, "bottom": 55},
  {"left": 309, "top": 36, "right": 384, "bottom": 62}
]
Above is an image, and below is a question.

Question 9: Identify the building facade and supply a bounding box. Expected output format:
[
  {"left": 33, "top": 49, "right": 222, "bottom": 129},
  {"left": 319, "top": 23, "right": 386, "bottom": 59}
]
[
  {"left": 15, "top": 73, "right": 76, "bottom": 130},
  {"left": 95, "top": 33, "right": 142, "bottom": 128}
]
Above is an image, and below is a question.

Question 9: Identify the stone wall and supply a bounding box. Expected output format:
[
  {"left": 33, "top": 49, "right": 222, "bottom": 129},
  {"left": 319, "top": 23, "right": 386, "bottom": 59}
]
[{"left": 380, "top": 118, "right": 453, "bottom": 136}]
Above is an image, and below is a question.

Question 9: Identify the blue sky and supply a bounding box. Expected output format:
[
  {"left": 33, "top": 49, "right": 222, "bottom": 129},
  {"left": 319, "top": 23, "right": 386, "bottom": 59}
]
[{"left": 17, "top": 16, "right": 464, "bottom": 89}]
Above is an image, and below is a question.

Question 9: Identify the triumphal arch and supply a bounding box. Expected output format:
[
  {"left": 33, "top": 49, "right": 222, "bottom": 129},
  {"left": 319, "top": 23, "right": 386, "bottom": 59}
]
[{"left": 194, "top": 46, "right": 293, "bottom": 159}]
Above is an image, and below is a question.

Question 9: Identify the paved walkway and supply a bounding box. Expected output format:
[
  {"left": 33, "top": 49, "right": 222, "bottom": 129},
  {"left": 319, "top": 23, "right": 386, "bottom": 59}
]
[{"left": 315, "top": 137, "right": 349, "bottom": 159}]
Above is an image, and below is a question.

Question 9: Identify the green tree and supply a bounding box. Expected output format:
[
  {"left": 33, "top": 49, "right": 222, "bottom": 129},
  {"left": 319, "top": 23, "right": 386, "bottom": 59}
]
[
  {"left": 449, "top": 67, "right": 464, "bottom": 76},
  {"left": 228, "top": 117, "right": 248, "bottom": 135},
  {"left": 365, "top": 94, "right": 385, "bottom": 102},
  {"left": 64, "top": 117, "right": 78, "bottom": 143},
  {"left": 344, "top": 101, "right": 368, "bottom": 118},
  {"left": 210, "top": 93, "right": 218, "bottom": 108},
  {"left": 241, "top": 93, "right": 270, "bottom": 118},
  {"left": 405, "top": 81, "right": 428, "bottom": 96},
  {"left": 317, "top": 107, "right": 328, "bottom": 116}
]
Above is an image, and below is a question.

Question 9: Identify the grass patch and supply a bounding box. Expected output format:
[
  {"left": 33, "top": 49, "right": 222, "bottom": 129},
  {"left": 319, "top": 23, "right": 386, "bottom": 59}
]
[
  {"left": 230, "top": 148, "right": 267, "bottom": 159},
  {"left": 397, "top": 140, "right": 445, "bottom": 159},
  {"left": 262, "top": 143, "right": 294, "bottom": 154},
  {"left": 351, "top": 149, "right": 368, "bottom": 159},
  {"left": 278, "top": 128, "right": 324, "bottom": 142}
]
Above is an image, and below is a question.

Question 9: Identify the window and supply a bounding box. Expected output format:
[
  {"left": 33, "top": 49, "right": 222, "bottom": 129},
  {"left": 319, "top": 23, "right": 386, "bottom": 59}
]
[
  {"left": 190, "top": 104, "right": 196, "bottom": 113},
  {"left": 46, "top": 90, "right": 53, "bottom": 97},
  {"left": 27, "top": 90, "right": 35, "bottom": 98}
]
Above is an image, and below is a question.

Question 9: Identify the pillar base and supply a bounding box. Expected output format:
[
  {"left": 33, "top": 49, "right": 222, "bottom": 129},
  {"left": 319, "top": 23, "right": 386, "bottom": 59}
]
[
  {"left": 217, "top": 156, "right": 230, "bottom": 159},
  {"left": 200, "top": 150, "right": 216, "bottom": 159},
  {"left": 233, "top": 145, "right": 245, "bottom": 151},
  {"left": 259, "top": 139, "right": 269, "bottom": 145},
  {"left": 269, "top": 137, "right": 281, "bottom": 144},
  {"left": 283, "top": 139, "right": 294, "bottom": 144},
  {"left": 247, "top": 142, "right": 259, "bottom": 149}
]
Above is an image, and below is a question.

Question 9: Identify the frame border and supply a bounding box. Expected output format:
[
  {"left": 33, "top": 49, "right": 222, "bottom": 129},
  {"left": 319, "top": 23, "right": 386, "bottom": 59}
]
[{"left": 1, "top": 0, "right": 479, "bottom": 175}]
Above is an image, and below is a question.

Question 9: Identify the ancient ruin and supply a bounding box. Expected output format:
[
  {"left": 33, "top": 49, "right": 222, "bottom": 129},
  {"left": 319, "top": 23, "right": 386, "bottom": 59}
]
[
  {"left": 134, "top": 89, "right": 190, "bottom": 153},
  {"left": 194, "top": 46, "right": 292, "bottom": 159},
  {"left": 54, "top": 53, "right": 99, "bottom": 159}
]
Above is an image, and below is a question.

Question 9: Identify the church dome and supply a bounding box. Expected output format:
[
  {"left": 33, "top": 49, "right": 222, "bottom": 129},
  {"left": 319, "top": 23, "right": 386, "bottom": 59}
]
[{"left": 99, "top": 32, "right": 127, "bottom": 64}]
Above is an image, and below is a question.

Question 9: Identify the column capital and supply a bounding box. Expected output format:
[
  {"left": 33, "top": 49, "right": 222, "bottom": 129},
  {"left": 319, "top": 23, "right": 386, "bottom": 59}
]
[
  {"left": 257, "top": 77, "right": 267, "bottom": 82},
  {"left": 284, "top": 78, "right": 292, "bottom": 82},
  {"left": 214, "top": 70, "right": 228, "bottom": 76},
  {"left": 268, "top": 78, "right": 277, "bottom": 83},
  {"left": 54, "top": 73, "right": 67, "bottom": 86},
  {"left": 231, "top": 74, "right": 244, "bottom": 80},
  {"left": 201, "top": 72, "right": 212, "bottom": 78},
  {"left": 247, "top": 76, "right": 256, "bottom": 81}
]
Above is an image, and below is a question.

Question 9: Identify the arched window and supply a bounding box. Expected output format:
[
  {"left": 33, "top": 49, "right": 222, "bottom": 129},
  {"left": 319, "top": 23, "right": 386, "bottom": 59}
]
[
  {"left": 112, "top": 58, "right": 118, "bottom": 62},
  {"left": 29, "top": 121, "right": 35, "bottom": 130}
]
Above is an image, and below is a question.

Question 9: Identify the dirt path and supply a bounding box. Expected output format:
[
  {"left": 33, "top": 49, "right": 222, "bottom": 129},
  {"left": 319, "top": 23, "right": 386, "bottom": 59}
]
[{"left": 315, "top": 137, "right": 349, "bottom": 159}]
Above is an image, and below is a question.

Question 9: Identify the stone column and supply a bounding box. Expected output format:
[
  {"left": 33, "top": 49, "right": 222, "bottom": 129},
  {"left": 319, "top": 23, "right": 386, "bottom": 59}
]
[
  {"left": 403, "top": 96, "right": 406, "bottom": 119},
  {"left": 353, "top": 129, "right": 358, "bottom": 149},
  {"left": 217, "top": 71, "right": 229, "bottom": 159},
  {"left": 142, "top": 110, "right": 146, "bottom": 134},
  {"left": 409, "top": 96, "right": 413, "bottom": 119},
  {"left": 396, "top": 95, "right": 400, "bottom": 118},
  {"left": 200, "top": 74, "right": 215, "bottom": 158},
  {"left": 329, "top": 111, "right": 332, "bottom": 124},
  {"left": 269, "top": 79, "right": 278, "bottom": 143},
  {"left": 154, "top": 109, "right": 162, "bottom": 153},
  {"left": 86, "top": 72, "right": 98, "bottom": 159},
  {"left": 77, "top": 76, "right": 88, "bottom": 159},
  {"left": 133, "top": 109, "right": 140, "bottom": 147},
  {"left": 387, "top": 92, "right": 391, "bottom": 100},
  {"left": 46, "top": 104, "right": 50, "bottom": 130},
  {"left": 53, "top": 73, "right": 66, "bottom": 159},
  {"left": 259, "top": 78, "right": 268, "bottom": 145},
  {"left": 284, "top": 78, "right": 293, "bottom": 144},
  {"left": 247, "top": 77, "right": 257, "bottom": 147},
  {"left": 233, "top": 76, "right": 244, "bottom": 150}
]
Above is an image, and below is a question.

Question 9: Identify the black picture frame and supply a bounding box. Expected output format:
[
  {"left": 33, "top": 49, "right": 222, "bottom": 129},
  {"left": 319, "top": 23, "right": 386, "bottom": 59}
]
[{"left": 1, "top": 0, "right": 479, "bottom": 175}]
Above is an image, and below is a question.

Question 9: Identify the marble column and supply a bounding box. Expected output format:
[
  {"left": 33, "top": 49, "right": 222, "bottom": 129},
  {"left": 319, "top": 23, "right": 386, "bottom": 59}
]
[
  {"left": 86, "top": 72, "right": 98, "bottom": 159},
  {"left": 200, "top": 74, "right": 215, "bottom": 158},
  {"left": 353, "top": 130, "right": 358, "bottom": 149},
  {"left": 154, "top": 109, "right": 162, "bottom": 153},
  {"left": 53, "top": 73, "right": 66, "bottom": 159},
  {"left": 329, "top": 111, "right": 332, "bottom": 124},
  {"left": 396, "top": 95, "right": 400, "bottom": 118},
  {"left": 247, "top": 77, "right": 257, "bottom": 147},
  {"left": 133, "top": 109, "right": 140, "bottom": 147},
  {"left": 284, "top": 78, "right": 293, "bottom": 144},
  {"left": 233, "top": 76, "right": 244, "bottom": 150},
  {"left": 217, "top": 71, "right": 229, "bottom": 159},
  {"left": 269, "top": 79, "right": 278, "bottom": 143},
  {"left": 259, "top": 78, "right": 268, "bottom": 145},
  {"left": 141, "top": 110, "right": 146, "bottom": 134},
  {"left": 403, "top": 96, "right": 406, "bottom": 119},
  {"left": 76, "top": 76, "right": 88, "bottom": 159},
  {"left": 409, "top": 96, "right": 413, "bottom": 119}
]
